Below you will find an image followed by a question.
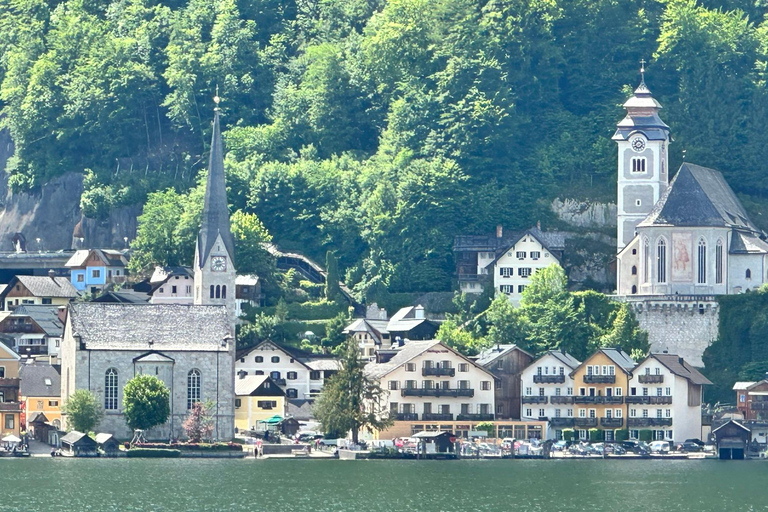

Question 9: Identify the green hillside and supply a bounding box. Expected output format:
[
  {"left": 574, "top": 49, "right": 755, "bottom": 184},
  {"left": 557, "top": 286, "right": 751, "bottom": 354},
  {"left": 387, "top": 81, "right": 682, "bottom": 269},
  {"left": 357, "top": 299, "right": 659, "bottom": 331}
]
[{"left": 3, "top": 0, "right": 768, "bottom": 298}]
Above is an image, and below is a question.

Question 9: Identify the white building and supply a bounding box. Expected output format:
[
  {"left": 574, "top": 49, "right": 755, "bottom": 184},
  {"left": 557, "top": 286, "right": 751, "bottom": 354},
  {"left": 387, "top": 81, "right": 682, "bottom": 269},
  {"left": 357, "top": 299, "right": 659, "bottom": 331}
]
[
  {"left": 520, "top": 350, "right": 581, "bottom": 439},
  {"left": 235, "top": 341, "right": 339, "bottom": 400},
  {"left": 627, "top": 353, "right": 711, "bottom": 443},
  {"left": 149, "top": 267, "right": 194, "bottom": 304},
  {"left": 365, "top": 340, "right": 496, "bottom": 432}
]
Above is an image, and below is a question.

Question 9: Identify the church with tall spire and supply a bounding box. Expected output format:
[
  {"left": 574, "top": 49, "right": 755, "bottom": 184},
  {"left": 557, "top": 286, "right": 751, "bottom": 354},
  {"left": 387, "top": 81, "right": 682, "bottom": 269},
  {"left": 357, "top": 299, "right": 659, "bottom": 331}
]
[{"left": 194, "top": 95, "right": 237, "bottom": 331}]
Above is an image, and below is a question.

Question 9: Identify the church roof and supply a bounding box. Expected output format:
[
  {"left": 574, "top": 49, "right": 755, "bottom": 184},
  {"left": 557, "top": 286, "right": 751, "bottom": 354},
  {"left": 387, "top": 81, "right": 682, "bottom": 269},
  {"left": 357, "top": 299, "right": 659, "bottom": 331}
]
[
  {"left": 729, "top": 231, "right": 768, "bottom": 254},
  {"left": 638, "top": 163, "right": 758, "bottom": 231},
  {"left": 69, "top": 303, "right": 231, "bottom": 351},
  {"left": 613, "top": 79, "right": 670, "bottom": 142},
  {"left": 197, "top": 108, "right": 235, "bottom": 269}
]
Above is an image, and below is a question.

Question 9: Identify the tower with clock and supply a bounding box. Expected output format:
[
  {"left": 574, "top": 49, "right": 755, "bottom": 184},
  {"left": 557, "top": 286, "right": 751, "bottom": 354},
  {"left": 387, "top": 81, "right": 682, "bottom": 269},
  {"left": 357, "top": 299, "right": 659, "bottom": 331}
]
[
  {"left": 194, "top": 97, "right": 237, "bottom": 330},
  {"left": 612, "top": 62, "right": 671, "bottom": 253}
]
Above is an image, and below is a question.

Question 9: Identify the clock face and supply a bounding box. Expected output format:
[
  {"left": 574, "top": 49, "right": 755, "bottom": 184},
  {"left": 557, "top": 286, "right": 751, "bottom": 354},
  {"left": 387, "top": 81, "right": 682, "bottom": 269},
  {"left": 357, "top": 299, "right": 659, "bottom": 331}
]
[
  {"left": 631, "top": 136, "right": 646, "bottom": 152},
  {"left": 211, "top": 256, "right": 227, "bottom": 272}
]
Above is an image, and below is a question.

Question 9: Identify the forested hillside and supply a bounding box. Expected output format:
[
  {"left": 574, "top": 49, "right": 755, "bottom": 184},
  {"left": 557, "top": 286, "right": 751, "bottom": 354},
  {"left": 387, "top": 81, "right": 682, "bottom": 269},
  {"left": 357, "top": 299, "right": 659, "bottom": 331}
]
[{"left": 3, "top": 0, "right": 768, "bottom": 298}]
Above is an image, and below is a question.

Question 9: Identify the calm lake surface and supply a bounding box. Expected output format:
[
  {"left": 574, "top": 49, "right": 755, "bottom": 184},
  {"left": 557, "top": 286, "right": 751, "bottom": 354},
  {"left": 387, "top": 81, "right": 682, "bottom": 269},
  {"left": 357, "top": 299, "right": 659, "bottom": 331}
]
[{"left": 1, "top": 458, "right": 766, "bottom": 511}]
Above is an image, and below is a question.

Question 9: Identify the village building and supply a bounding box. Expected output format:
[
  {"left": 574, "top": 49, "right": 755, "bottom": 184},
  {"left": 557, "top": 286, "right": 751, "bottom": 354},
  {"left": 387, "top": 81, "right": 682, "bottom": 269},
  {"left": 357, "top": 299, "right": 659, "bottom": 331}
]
[
  {"left": 569, "top": 348, "right": 636, "bottom": 442},
  {"left": 59, "top": 106, "right": 236, "bottom": 441},
  {"left": 235, "top": 275, "right": 264, "bottom": 317},
  {"left": 0, "top": 273, "right": 78, "bottom": 312},
  {"left": 365, "top": 340, "right": 500, "bottom": 438},
  {"left": 454, "top": 226, "right": 566, "bottom": 304},
  {"left": 0, "top": 341, "right": 21, "bottom": 437},
  {"left": 234, "top": 374, "right": 285, "bottom": 432},
  {"left": 734, "top": 380, "right": 768, "bottom": 421},
  {"left": 65, "top": 249, "right": 129, "bottom": 294},
  {"left": 148, "top": 267, "right": 194, "bottom": 305},
  {"left": 0, "top": 305, "right": 64, "bottom": 359},
  {"left": 474, "top": 344, "right": 534, "bottom": 420},
  {"left": 520, "top": 350, "right": 581, "bottom": 439},
  {"left": 235, "top": 341, "right": 339, "bottom": 401},
  {"left": 386, "top": 306, "right": 439, "bottom": 342},
  {"left": 20, "top": 363, "right": 62, "bottom": 434},
  {"left": 628, "top": 353, "right": 710, "bottom": 443},
  {"left": 713, "top": 419, "right": 750, "bottom": 460}
]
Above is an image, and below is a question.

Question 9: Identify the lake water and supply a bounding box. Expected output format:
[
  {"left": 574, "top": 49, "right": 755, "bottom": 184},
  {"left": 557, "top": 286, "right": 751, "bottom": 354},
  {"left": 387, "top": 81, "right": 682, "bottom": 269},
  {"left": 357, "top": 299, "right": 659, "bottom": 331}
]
[{"left": 1, "top": 458, "right": 766, "bottom": 511}]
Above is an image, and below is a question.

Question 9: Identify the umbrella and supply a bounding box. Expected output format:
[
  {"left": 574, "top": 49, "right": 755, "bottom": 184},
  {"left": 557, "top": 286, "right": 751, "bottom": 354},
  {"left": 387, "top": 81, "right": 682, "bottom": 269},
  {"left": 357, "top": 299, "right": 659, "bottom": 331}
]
[
  {"left": 260, "top": 415, "right": 283, "bottom": 425},
  {"left": 2, "top": 435, "right": 21, "bottom": 443}
]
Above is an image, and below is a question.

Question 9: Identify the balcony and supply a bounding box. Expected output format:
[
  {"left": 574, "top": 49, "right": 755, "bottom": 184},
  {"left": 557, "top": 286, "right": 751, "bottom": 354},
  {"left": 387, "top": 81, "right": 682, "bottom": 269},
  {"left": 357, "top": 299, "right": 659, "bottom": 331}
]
[
  {"left": 626, "top": 396, "right": 650, "bottom": 404},
  {"left": 574, "top": 418, "right": 598, "bottom": 428},
  {"left": 422, "top": 413, "right": 454, "bottom": 421},
  {"left": 751, "top": 401, "right": 768, "bottom": 411},
  {"left": 0, "top": 402, "right": 21, "bottom": 412},
  {"left": 638, "top": 374, "right": 664, "bottom": 384},
  {"left": 395, "top": 413, "right": 419, "bottom": 421},
  {"left": 550, "top": 396, "right": 574, "bottom": 405},
  {"left": 600, "top": 418, "right": 624, "bottom": 428},
  {"left": 549, "top": 417, "right": 575, "bottom": 427},
  {"left": 401, "top": 388, "right": 474, "bottom": 398},
  {"left": 533, "top": 375, "right": 565, "bottom": 384},
  {"left": 422, "top": 367, "right": 456, "bottom": 377},
  {"left": 522, "top": 396, "right": 548, "bottom": 404},
  {"left": 0, "top": 378, "right": 21, "bottom": 388},
  {"left": 457, "top": 414, "right": 495, "bottom": 421},
  {"left": 573, "top": 396, "right": 623, "bottom": 404},
  {"left": 650, "top": 396, "right": 672, "bottom": 405},
  {"left": 583, "top": 375, "right": 615, "bottom": 384},
  {"left": 627, "top": 418, "right": 673, "bottom": 428}
]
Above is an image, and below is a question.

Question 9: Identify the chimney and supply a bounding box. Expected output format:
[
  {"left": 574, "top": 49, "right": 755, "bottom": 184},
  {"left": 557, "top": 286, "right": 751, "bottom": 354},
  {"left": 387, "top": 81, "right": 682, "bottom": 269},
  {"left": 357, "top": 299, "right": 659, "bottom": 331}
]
[
  {"left": 679, "top": 357, "right": 684, "bottom": 366},
  {"left": 56, "top": 307, "right": 67, "bottom": 324},
  {"left": 537, "top": 220, "right": 541, "bottom": 230},
  {"left": 414, "top": 305, "right": 425, "bottom": 320},
  {"left": 48, "top": 269, "right": 56, "bottom": 280},
  {"left": 496, "top": 225, "right": 503, "bottom": 238}
]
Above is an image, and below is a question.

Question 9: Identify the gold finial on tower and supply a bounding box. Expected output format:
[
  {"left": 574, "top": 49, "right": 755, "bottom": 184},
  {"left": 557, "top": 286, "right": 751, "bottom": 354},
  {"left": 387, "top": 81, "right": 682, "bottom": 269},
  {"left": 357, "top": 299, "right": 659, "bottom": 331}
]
[{"left": 213, "top": 85, "right": 220, "bottom": 109}]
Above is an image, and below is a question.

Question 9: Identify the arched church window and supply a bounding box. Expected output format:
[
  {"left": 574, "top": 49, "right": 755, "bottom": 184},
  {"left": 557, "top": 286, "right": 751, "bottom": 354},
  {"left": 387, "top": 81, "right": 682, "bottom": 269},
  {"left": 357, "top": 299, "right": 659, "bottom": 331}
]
[
  {"left": 746, "top": 269, "right": 752, "bottom": 279},
  {"left": 210, "top": 285, "right": 215, "bottom": 299},
  {"left": 222, "top": 285, "right": 227, "bottom": 299},
  {"left": 697, "top": 238, "right": 707, "bottom": 284},
  {"left": 642, "top": 238, "right": 650, "bottom": 284},
  {"left": 215, "top": 285, "right": 221, "bottom": 299},
  {"left": 105, "top": 368, "right": 118, "bottom": 410},
  {"left": 187, "top": 369, "right": 201, "bottom": 410},
  {"left": 715, "top": 240, "right": 723, "bottom": 284},
  {"left": 631, "top": 157, "right": 647, "bottom": 173},
  {"left": 631, "top": 266, "right": 637, "bottom": 276},
  {"left": 656, "top": 238, "right": 667, "bottom": 284},
  {"left": 631, "top": 285, "right": 637, "bottom": 294}
]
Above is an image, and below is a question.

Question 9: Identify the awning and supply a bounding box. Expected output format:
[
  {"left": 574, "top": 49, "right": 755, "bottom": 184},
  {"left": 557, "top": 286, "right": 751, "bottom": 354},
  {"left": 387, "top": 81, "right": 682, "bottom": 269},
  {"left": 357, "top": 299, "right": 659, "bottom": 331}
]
[
  {"left": 259, "top": 415, "right": 283, "bottom": 425},
  {"left": 2, "top": 435, "right": 21, "bottom": 443}
]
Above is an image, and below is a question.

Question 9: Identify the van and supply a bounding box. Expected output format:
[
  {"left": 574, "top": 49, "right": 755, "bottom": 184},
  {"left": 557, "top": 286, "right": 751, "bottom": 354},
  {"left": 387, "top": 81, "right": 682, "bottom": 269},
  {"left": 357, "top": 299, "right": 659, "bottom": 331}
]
[{"left": 650, "top": 440, "right": 670, "bottom": 454}]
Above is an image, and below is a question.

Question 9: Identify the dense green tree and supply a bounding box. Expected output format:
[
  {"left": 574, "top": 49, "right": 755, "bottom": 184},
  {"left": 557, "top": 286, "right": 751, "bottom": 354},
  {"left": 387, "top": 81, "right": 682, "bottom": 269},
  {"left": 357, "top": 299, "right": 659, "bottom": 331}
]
[
  {"left": 123, "top": 374, "right": 171, "bottom": 432},
  {"left": 61, "top": 390, "right": 103, "bottom": 433}
]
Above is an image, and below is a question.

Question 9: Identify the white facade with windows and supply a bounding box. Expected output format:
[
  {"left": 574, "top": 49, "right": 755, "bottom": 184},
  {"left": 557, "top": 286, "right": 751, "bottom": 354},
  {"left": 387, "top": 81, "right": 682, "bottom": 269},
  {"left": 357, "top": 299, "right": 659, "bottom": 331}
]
[
  {"left": 626, "top": 353, "right": 710, "bottom": 443},
  {"left": 365, "top": 340, "right": 496, "bottom": 423},
  {"left": 488, "top": 233, "right": 562, "bottom": 305},
  {"left": 520, "top": 351, "right": 581, "bottom": 439}
]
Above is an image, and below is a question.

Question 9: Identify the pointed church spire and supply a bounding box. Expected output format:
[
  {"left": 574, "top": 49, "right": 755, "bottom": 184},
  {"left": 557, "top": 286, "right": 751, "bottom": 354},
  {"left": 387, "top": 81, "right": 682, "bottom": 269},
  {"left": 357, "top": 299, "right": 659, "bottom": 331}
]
[{"left": 197, "top": 96, "right": 236, "bottom": 269}]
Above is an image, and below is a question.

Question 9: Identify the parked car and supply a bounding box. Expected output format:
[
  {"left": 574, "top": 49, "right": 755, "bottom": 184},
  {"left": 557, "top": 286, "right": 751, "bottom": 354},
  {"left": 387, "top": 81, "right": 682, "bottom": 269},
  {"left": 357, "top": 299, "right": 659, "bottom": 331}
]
[
  {"left": 676, "top": 441, "right": 702, "bottom": 453},
  {"left": 650, "top": 441, "right": 670, "bottom": 454},
  {"left": 552, "top": 440, "right": 568, "bottom": 452},
  {"left": 621, "top": 441, "right": 650, "bottom": 456}
]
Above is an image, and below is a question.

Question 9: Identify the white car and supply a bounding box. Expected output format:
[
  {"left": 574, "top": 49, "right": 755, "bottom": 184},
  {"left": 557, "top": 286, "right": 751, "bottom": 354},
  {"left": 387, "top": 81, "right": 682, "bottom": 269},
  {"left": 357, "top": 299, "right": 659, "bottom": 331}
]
[{"left": 650, "top": 441, "right": 670, "bottom": 454}]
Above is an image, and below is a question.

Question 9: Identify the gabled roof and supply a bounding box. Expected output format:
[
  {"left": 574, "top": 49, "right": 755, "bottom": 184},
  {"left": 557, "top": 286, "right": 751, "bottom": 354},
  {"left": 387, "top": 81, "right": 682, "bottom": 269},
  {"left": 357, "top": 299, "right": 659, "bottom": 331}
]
[
  {"left": 712, "top": 419, "right": 750, "bottom": 434},
  {"left": 532, "top": 350, "right": 581, "bottom": 370},
  {"left": 69, "top": 303, "right": 231, "bottom": 352},
  {"left": 150, "top": 266, "right": 193, "bottom": 285},
  {"left": 95, "top": 433, "right": 115, "bottom": 444},
  {"left": 571, "top": 348, "right": 635, "bottom": 377},
  {"left": 364, "top": 340, "right": 495, "bottom": 380},
  {"left": 197, "top": 108, "right": 235, "bottom": 268},
  {"left": 9, "top": 275, "right": 78, "bottom": 299},
  {"left": 746, "top": 380, "right": 768, "bottom": 391},
  {"left": 61, "top": 431, "right": 96, "bottom": 445},
  {"left": 0, "top": 340, "right": 20, "bottom": 360},
  {"left": 28, "top": 412, "right": 49, "bottom": 424},
  {"left": 644, "top": 353, "right": 711, "bottom": 386},
  {"left": 236, "top": 340, "right": 340, "bottom": 371},
  {"left": 639, "top": 163, "right": 758, "bottom": 231},
  {"left": 484, "top": 228, "right": 564, "bottom": 269},
  {"left": 132, "top": 351, "right": 175, "bottom": 363},
  {"left": 343, "top": 318, "right": 389, "bottom": 344},
  {"left": 236, "top": 275, "right": 259, "bottom": 286},
  {"left": 235, "top": 375, "right": 285, "bottom": 396},
  {"left": 65, "top": 249, "right": 128, "bottom": 269},
  {"left": 474, "top": 345, "right": 533, "bottom": 367},
  {"left": 91, "top": 291, "right": 150, "bottom": 304},
  {"left": 386, "top": 306, "right": 436, "bottom": 333},
  {"left": 11, "top": 305, "right": 64, "bottom": 337},
  {"left": 19, "top": 364, "right": 61, "bottom": 397},
  {"left": 729, "top": 231, "right": 768, "bottom": 255},
  {"left": 733, "top": 381, "right": 756, "bottom": 391}
]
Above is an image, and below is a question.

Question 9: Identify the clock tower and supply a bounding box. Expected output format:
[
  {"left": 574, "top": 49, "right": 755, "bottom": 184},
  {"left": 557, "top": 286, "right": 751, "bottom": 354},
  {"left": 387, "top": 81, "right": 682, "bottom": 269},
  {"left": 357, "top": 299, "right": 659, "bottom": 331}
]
[
  {"left": 194, "top": 98, "right": 237, "bottom": 330},
  {"left": 613, "top": 63, "right": 671, "bottom": 253}
]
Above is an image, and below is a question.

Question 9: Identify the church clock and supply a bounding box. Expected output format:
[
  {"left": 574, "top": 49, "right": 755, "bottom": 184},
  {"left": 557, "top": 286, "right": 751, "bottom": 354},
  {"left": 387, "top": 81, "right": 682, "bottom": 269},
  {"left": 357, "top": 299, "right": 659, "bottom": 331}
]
[
  {"left": 631, "top": 136, "right": 646, "bottom": 152},
  {"left": 211, "top": 256, "right": 227, "bottom": 272}
]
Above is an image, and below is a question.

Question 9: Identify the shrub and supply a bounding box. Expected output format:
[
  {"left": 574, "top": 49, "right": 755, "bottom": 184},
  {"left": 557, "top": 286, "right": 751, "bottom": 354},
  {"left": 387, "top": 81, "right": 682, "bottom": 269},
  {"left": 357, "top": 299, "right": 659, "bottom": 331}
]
[
  {"left": 299, "top": 281, "right": 324, "bottom": 299},
  {"left": 133, "top": 442, "right": 243, "bottom": 452},
  {"left": 126, "top": 448, "right": 181, "bottom": 458},
  {"left": 255, "top": 300, "right": 345, "bottom": 321},
  {"left": 562, "top": 429, "right": 575, "bottom": 442},
  {"left": 639, "top": 430, "right": 653, "bottom": 442},
  {"left": 588, "top": 429, "right": 602, "bottom": 442},
  {"left": 614, "top": 429, "right": 629, "bottom": 442}
]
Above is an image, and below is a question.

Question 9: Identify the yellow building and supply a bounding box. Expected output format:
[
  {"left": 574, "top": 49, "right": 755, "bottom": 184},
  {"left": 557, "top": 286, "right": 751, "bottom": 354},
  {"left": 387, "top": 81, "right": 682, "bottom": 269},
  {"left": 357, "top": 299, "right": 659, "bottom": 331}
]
[
  {"left": 1, "top": 274, "right": 78, "bottom": 312},
  {"left": 20, "top": 364, "right": 62, "bottom": 441},
  {"left": 234, "top": 375, "right": 285, "bottom": 432},
  {"left": 570, "top": 348, "right": 636, "bottom": 441},
  {"left": 0, "top": 341, "right": 22, "bottom": 437}
]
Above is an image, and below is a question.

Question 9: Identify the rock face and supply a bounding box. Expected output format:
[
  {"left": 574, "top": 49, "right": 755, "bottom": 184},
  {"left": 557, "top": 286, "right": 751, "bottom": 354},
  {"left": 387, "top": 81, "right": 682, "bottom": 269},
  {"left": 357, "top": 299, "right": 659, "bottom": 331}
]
[
  {"left": 551, "top": 198, "right": 617, "bottom": 229},
  {"left": 0, "top": 129, "right": 139, "bottom": 251}
]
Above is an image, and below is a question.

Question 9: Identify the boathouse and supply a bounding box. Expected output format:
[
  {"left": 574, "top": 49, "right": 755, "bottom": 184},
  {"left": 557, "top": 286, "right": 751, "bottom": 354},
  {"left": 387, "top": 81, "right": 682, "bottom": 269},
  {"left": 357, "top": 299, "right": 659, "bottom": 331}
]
[{"left": 713, "top": 420, "right": 750, "bottom": 460}]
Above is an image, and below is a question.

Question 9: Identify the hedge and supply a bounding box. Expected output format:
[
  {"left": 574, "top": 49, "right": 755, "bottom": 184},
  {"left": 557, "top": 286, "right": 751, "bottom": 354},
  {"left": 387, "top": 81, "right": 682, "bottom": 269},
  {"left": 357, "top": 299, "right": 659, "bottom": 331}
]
[
  {"left": 588, "top": 429, "right": 602, "bottom": 442},
  {"left": 614, "top": 429, "right": 629, "bottom": 442},
  {"left": 639, "top": 430, "right": 653, "bottom": 442},
  {"left": 127, "top": 448, "right": 181, "bottom": 458},
  {"left": 562, "top": 429, "right": 575, "bottom": 442}
]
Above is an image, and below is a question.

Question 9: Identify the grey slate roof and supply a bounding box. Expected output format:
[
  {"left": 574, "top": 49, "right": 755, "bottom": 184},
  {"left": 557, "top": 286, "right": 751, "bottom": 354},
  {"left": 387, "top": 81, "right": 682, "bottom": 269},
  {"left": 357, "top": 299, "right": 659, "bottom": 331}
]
[
  {"left": 729, "top": 231, "right": 768, "bottom": 254},
  {"left": 14, "top": 275, "right": 78, "bottom": 299},
  {"left": 197, "top": 108, "right": 235, "bottom": 268},
  {"left": 365, "top": 340, "right": 442, "bottom": 379},
  {"left": 474, "top": 345, "right": 533, "bottom": 367},
  {"left": 69, "top": 303, "right": 231, "bottom": 351},
  {"left": 91, "top": 291, "right": 151, "bottom": 304},
  {"left": 612, "top": 80, "right": 670, "bottom": 142},
  {"left": 235, "top": 375, "right": 285, "bottom": 396},
  {"left": 601, "top": 348, "right": 637, "bottom": 372},
  {"left": 304, "top": 359, "right": 341, "bottom": 371},
  {"left": 19, "top": 364, "right": 61, "bottom": 397},
  {"left": 639, "top": 163, "right": 758, "bottom": 231},
  {"left": 649, "top": 353, "right": 711, "bottom": 385},
  {"left": 12, "top": 305, "right": 64, "bottom": 337},
  {"left": 65, "top": 249, "right": 127, "bottom": 269},
  {"left": 484, "top": 228, "right": 565, "bottom": 269},
  {"left": 386, "top": 306, "right": 435, "bottom": 333},
  {"left": 543, "top": 350, "right": 581, "bottom": 369},
  {"left": 454, "top": 227, "right": 569, "bottom": 253}
]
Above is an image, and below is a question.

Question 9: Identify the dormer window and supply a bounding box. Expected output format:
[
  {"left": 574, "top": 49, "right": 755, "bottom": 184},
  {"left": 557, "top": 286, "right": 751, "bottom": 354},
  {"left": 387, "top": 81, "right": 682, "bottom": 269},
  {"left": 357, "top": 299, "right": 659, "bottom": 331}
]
[{"left": 631, "top": 157, "right": 647, "bottom": 173}]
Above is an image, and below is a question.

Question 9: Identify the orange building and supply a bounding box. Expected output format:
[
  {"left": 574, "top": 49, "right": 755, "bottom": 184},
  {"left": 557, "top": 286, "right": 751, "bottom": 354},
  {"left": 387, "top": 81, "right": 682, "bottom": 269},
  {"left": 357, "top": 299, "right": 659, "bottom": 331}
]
[{"left": 0, "top": 341, "right": 22, "bottom": 437}]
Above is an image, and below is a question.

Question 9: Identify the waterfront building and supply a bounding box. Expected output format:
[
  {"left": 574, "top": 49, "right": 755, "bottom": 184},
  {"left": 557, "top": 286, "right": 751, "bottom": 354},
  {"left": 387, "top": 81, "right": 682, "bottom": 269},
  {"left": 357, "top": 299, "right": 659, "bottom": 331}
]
[
  {"left": 365, "top": 339, "right": 499, "bottom": 438},
  {"left": 0, "top": 304, "right": 64, "bottom": 358},
  {"left": 474, "top": 344, "right": 534, "bottom": 420},
  {"left": 0, "top": 341, "right": 21, "bottom": 437},
  {"left": 453, "top": 226, "right": 566, "bottom": 304},
  {"left": 520, "top": 350, "right": 581, "bottom": 439},
  {"left": 569, "top": 348, "right": 635, "bottom": 441},
  {"left": 234, "top": 374, "right": 285, "bottom": 432},
  {"left": 65, "top": 249, "right": 128, "bottom": 294},
  {"left": 627, "top": 353, "right": 710, "bottom": 443},
  {"left": 60, "top": 106, "right": 236, "bottom": 441},
  {"left": 0, "top": 273, "right": 78, "bottom": 311},
  {"left": 235, "top": 341, "right": 340, "bottom": 400},
  {"left": 344, "top": 304, "right": 390, "bottom": 360},
  {"left": 20, "top": 363, "right": 62, "bottom": 433},
  {"left": 734, "top": 380, "right": 768, "bottom": 421}
]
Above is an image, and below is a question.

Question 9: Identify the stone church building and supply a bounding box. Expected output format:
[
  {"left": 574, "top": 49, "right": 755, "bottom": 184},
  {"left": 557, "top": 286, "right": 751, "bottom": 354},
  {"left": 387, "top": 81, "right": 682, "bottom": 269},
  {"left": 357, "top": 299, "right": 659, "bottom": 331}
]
[
  {"left": 614, "top": 71, "right": 768, "bottom": 365},
  {"left": 60, "top": 105, "right": 237, "bottom": 440}
]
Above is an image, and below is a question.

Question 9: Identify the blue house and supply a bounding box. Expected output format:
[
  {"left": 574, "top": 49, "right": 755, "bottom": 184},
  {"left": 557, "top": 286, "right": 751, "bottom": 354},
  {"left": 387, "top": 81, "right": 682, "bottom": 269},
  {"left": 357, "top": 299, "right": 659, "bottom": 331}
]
[{"left": 65, "top": 249, "right": 129, "bottom": 294}]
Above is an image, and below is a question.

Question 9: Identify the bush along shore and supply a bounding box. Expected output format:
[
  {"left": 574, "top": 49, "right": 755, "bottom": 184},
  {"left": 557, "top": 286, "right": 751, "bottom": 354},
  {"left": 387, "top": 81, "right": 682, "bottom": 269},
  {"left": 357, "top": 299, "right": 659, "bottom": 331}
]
[{"left": 124, "top": 442, "right": 246, "bottom": 459}]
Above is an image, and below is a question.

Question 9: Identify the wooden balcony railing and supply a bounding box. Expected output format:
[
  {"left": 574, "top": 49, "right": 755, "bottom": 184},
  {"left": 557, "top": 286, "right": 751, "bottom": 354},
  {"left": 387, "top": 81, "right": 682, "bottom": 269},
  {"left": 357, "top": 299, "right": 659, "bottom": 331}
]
[
  {"left": 457, "top": 414, "right": 494, "bottom": 421},
  {"left": 600, "top": 418, "right": 624, "bottom": 428},
  {"left": 522, "top": 396, "right": 548, "bottom": 404},
  {"left": 574, "top": 418, "right": 598, "bottom": 427},
  {"left": 550, "top": 396, "right": 574, "bottom": 404},
  {"left": 401, "top": 388, "right": 474, "bottom": 398},
  {"left": 638, "top": 375, "right": 664, "bottom": 384},
  {"left": 422, "top": 367, "right": 455, "bottom": 377},
  {"left": 422, "top": 413, "right": 454, "bottom": 421},
  {"left": 583, "top": 375, "right": 616, "bottom": 384},
  {"left": 533, "top": 375, "right": 565, "bottom": 384},
  {"left": 627, "top": 418, "right": 673, "bottom": 427}
]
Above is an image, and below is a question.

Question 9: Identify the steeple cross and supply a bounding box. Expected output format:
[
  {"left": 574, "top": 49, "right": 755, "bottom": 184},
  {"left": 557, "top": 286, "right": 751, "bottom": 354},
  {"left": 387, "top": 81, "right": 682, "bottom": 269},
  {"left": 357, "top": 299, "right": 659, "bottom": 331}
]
[{"left": 640, "top": 59, "right": 646, "bottom": 81}]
